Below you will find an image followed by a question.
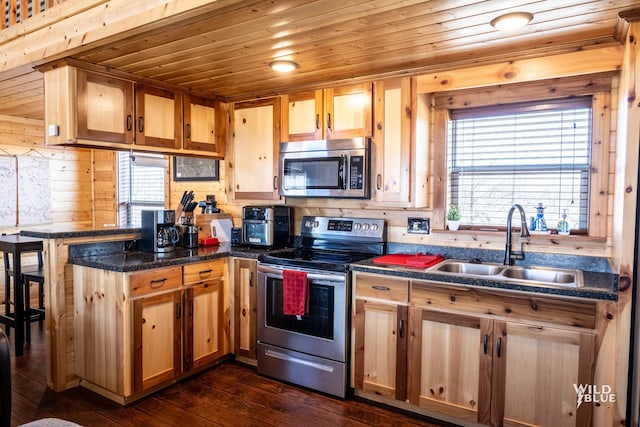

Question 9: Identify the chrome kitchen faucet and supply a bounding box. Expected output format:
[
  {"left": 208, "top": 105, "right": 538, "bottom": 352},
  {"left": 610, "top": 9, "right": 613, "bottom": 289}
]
[{"left": 504, "top": 204, "right": 531, "bottom": 265}]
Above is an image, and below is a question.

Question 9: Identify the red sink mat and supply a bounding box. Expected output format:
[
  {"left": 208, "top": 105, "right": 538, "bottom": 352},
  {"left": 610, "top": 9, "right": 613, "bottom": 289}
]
[{"left": 373, "top": 253, "right": 444, "bottom": 268}]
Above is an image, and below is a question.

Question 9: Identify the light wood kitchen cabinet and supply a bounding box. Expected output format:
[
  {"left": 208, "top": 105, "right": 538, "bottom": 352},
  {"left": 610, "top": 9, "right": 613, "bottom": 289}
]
[
  {"left": 182, "top": 94, "right": 227, "bottom": 156},
  {"left": 281, "top": 83, "right": 372, "bottom": 141},
  {"left": 74, "top": 264, "right": 183, "bottom": 399},
  {"left": 232, "top": 258, "right": 257, "bottom": 362},
  {"left": 45, "top": 65, "right": 181, "bottom": 150},
  {"left": 74, "top": 261, "right": 230, "bottom": 403},
  {"left": 43, "top": 64, "right": 227, "bottom": 156},
  {"left": 229, "top": 97, "right": 281, "bottom": 200},
  {"left": 407, "top": 279, "right": 597, "bottom": 427},
  {"left": 352, "top": 272, "right": 598, "bottom": 427},
  {"left": 134, "top": 84, "right": 182, "bottom": 150},
  {"left": 129, "top": 266, "right": 183, "bottom": 394},
  {"left": 76, "top": 68, "right": 134, "bottom": 144},
  {"left": 183, "top": 259, "right": 226, "bottom": 371},
  {"left": 407, "top": 308, "right": 491, "bottom": 423},
  {"left": 371, "top": 77, "right": 428, "bottom": 207},
  {"left": 352, "top": 272, "right": 409, "bottom": 401}
]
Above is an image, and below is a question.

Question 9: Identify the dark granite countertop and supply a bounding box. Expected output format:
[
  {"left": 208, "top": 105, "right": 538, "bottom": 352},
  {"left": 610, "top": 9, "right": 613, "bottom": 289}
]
[
  {"left": 20, "top": 226, "right": 141, "bottom": 239},
  {"left": 351, "top": 258, "right": 618, "bottom": 301},
  {"left": 68, "top": 242, "right": 282, "bottom": 272}
]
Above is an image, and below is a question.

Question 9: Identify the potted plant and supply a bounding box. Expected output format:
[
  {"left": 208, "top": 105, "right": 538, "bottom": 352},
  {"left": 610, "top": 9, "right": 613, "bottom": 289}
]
[{"left": 447, "top": 204, "right": 461, "bottom": 231}]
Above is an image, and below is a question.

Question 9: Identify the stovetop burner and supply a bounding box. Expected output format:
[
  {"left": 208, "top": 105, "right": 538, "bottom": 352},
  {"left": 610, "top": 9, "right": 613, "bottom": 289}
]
[
  {"left": 259, "top": 248, "right": 375, "bottom": 273},
  {"left": 258, "top": 215, "right": 386, "bottom": 272}
]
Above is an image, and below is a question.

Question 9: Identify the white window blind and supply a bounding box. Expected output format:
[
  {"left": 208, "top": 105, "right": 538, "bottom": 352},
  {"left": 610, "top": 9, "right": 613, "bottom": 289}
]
[
  {"left": 117, "top": 152, "right": 167, "bottom": 227},
  {"left": 447, "top": 97, "right": 592, "bottom": 232}
]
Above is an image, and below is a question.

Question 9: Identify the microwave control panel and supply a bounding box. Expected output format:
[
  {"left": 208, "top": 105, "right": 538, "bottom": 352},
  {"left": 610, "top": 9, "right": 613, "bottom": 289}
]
[{"left": 349, "top": 155, "right": 364, "bottom": 190}]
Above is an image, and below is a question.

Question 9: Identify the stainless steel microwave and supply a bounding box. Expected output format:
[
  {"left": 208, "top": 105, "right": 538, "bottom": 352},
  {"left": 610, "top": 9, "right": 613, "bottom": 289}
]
[{"left": 279, "top": 138, "right": 371, "bottom": 198}]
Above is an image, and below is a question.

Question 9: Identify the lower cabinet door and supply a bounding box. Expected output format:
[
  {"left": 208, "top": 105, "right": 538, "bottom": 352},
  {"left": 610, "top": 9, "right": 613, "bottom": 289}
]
[
  {"left": 354, "top": 298, "right": 408, "bottom": 400},
  {"left": 132, "top": 290, "right": 182, "bottom": 393},
  {"left": 407, "top": 308, "right": 493, "bottom": 424},
  {"left": 493, "top": 321, "right": 595, "bottom": 427},
  {"left": 234, "top": 258, "right": 257, "bottom": 360},
  {"left": 184, "top": 279, "right": 225, "bottom": 370}
]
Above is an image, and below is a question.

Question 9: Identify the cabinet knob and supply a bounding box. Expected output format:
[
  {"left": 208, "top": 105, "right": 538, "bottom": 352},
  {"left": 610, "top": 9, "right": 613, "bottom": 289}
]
[
  {"left": 138, "top": 116, "right": 144, "bottom": 133},
  {"left": 126, "top": 115, "right": 133, "bottom": 131}
]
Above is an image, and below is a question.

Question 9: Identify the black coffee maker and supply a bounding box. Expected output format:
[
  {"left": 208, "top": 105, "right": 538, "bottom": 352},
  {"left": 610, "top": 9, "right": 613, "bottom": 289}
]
[{"left": 140, "top": 210, "right": 180, "bottom": 253}]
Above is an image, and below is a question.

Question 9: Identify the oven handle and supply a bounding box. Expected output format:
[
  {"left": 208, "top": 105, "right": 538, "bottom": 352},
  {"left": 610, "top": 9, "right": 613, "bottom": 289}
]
[{"left": 258, "top": 265, "right": 346, "bottom": 284}]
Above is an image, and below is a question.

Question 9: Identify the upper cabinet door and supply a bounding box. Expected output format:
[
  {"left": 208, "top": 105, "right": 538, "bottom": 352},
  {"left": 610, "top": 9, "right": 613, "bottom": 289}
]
[
  {"left": 324, "top": 82, "right": 372, "bottom": 139},
  {"left": 230, "top": 97, "right": 281, "bottom": 200},
  {"left": 183, "top": 94, "right": 227, "bottom": 156},
  {"left": 282, "top": 90, "right": 324, "bottom": 141},
  {"left": 282, "top": 83, "right": 372, "bottom": 141},
  {"left": 135, "top": 84, "right": 182, "bottom": 149},
  {"left": 371, "top": 77, "right": 428, "bottom": 208},
  {"left": 76, "top": 69, "right": 134, "bottom": 144}
]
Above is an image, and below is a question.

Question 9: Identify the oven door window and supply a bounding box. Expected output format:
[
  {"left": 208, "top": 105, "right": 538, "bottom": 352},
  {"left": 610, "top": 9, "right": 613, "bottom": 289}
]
[
  {"left": 283, "top": 157, "right": 343, "bottom": 190},
  {"left": 265, "top": 276, "right": 334, "bottom": 339}
]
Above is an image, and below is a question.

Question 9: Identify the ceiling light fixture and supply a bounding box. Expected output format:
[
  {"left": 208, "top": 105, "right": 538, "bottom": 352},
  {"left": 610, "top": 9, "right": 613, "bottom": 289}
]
[
  {"left": 490, "top": 11, "right": 533, "bottom": 31},
  {"left": 270, "top": 60, "right": 298, "bottom": 73}
]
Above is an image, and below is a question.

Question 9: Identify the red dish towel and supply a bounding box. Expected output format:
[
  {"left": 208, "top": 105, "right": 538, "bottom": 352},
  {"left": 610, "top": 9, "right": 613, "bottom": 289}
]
[{"left": 283, "top": 269, "right": 309, "bottom": 316}]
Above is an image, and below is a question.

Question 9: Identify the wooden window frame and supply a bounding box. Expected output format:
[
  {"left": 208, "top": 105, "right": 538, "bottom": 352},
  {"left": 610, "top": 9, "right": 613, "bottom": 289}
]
[{"left": 431, "top": 72, "right": 614, "bottom": 238}]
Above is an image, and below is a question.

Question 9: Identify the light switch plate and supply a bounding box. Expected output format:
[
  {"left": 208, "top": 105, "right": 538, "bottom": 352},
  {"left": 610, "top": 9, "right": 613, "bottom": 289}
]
[{"left": 408, "top": 217, "right": 430, "bottom": 234}]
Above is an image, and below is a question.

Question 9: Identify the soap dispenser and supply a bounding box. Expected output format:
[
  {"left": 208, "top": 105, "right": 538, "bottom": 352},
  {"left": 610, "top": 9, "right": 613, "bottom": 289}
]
[
  {"left": 532, "top": 203, "right": 548, "bottom": 233},
  {"left": 557, "top": 209, "right": 571, "bottom": 235}
]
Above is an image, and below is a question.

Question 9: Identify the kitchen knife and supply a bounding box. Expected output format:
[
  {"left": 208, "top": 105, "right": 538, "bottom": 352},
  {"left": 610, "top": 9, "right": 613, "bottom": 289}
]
[{"left": 176, "top": 190, "right": 188, "bottom": 219}]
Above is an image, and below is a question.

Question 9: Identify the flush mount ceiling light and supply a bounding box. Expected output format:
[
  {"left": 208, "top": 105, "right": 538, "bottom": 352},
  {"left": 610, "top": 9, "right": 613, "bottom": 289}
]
[
  {"left": 490, "top": 11, "right": 533, "bottom": 31},
  {"left": 269, "top": 60, "right": 298, "bottom": 72}
]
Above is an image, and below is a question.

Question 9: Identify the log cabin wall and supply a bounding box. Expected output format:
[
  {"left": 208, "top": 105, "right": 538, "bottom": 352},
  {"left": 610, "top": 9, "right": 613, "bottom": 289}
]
[{"left": 0, "top": 113, "right": 94, "bottom": 304}]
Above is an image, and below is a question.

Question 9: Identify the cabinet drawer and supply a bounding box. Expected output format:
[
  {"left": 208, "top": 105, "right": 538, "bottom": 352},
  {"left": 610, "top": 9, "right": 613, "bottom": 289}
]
[
  {"left": 183, "top": 259, "right": 225, "bottom": 285},
  {"left": 411, "top": 279, "right": 597, "bottom": 329},
  {"left": 130, "top": 266, "right": 182, "bottom": 297},
  {"left": 355, "top": 273, "right": 409, "bottom": 303}
]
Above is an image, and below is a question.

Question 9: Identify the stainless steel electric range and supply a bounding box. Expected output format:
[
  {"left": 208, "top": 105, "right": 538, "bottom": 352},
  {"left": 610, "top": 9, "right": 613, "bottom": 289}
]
[{"left": 256, "top": 215, "right": 386, "bottom": 397}]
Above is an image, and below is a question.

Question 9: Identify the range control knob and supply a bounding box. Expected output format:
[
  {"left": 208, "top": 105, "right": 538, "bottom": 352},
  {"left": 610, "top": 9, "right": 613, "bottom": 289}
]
[
  {"left": 354, "top": 223, "right": 361, "bottom": 230},
  {"left": 371, "top": 223, "right": 379, "bottom": 231},
  {"left": 362, "top": 223, "right": 370, "bottom": 231}
]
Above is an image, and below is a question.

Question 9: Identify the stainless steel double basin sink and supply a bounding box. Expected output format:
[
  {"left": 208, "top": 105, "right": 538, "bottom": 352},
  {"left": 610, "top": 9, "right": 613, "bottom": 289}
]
[{"left": 429, "top": 259, "right": 583, "bottom": 288}]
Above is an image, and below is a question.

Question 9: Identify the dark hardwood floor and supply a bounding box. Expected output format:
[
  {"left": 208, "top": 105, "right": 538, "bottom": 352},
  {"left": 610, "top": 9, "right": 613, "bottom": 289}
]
[{"left": 6, "top": 325, "right": 450, "bottom": 427}]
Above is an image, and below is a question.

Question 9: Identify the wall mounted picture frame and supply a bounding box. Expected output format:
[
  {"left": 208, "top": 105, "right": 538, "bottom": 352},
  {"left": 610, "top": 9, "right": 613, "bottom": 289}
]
[{"left": 173, "top": 156, "right": 220, "bottom": 181}]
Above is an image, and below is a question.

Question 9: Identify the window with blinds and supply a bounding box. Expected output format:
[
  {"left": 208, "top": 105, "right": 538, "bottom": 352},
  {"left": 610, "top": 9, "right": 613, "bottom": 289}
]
[
  {"left": 117, "top": 152, "right": 167, "bottom": 227},
  {"left": 447, "top": 97, "right": 592, "bottom": 232}
]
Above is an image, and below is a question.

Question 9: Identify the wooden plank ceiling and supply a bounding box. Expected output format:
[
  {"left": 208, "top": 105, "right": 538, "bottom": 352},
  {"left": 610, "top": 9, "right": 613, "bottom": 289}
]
[{"left": 0, "top": 0, "right": 638, "bottom": 121}]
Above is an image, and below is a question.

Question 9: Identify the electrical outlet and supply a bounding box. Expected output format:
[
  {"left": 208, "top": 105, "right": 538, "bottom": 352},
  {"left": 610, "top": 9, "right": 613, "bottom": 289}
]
[{"left": 408, "top": 217, "right": 430, "bottom": 234}]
